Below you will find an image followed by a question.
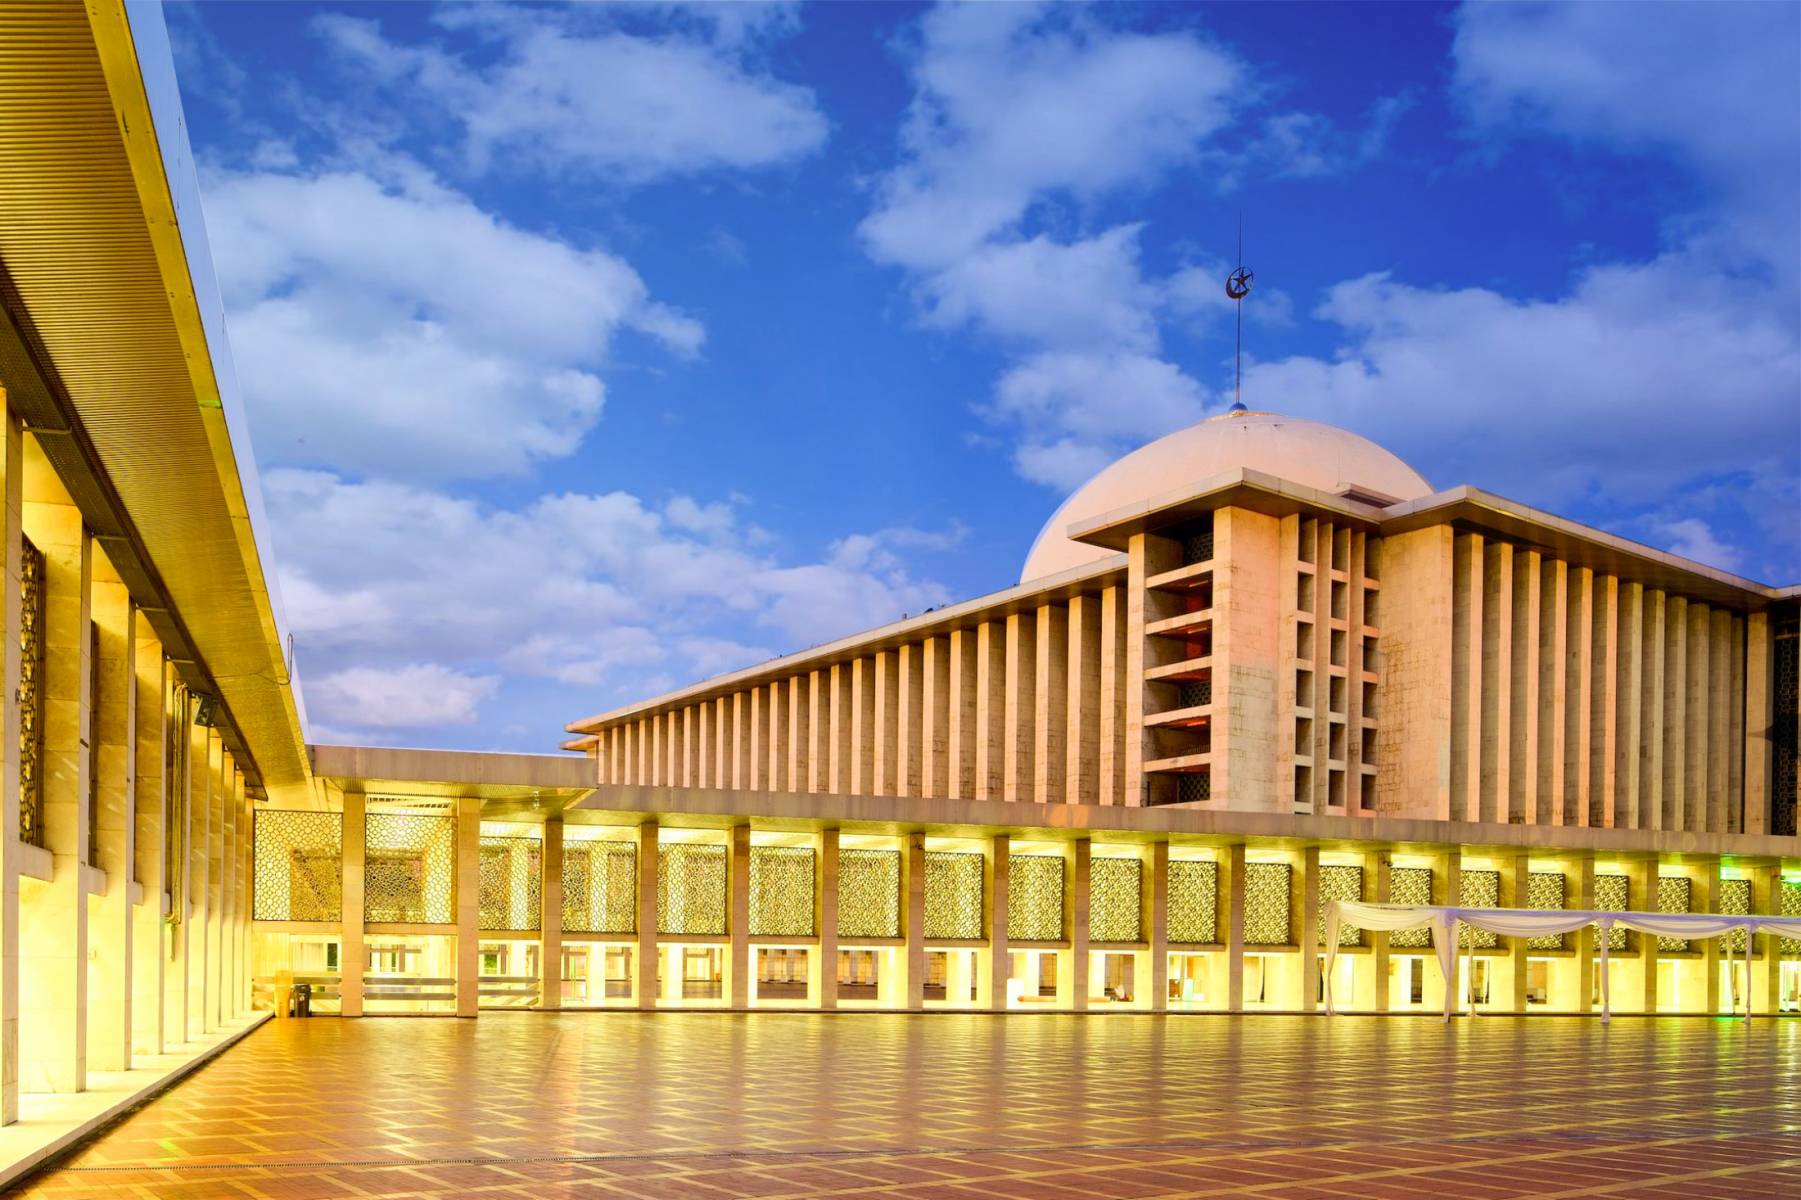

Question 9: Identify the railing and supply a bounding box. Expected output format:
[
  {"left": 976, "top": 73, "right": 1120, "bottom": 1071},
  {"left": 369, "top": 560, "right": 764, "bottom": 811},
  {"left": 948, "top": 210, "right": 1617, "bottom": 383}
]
[
  {"left": 364, "top": 975, "right": 457, "bottom": 1004},
  {"left": 477, "top": 974, "right": 539, "bottom": 1008}
]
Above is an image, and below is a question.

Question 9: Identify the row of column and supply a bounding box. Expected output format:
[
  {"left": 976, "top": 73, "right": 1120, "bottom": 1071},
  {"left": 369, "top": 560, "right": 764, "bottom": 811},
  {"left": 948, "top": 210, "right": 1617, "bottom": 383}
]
[{"left": 0, "top": 398, "right": 255, "bottom": 1125}]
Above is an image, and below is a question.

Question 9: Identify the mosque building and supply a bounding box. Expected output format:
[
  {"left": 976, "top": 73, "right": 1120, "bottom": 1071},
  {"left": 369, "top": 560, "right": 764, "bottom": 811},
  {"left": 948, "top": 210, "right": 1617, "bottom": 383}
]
[{"left": 0, "top": 0, "right": 1794, "bottom": 1171}]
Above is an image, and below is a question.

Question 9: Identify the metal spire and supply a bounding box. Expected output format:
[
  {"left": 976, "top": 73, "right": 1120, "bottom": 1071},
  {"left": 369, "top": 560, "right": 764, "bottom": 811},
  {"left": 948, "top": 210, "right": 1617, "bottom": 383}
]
[{"left": 1225, "top": 214, "right": 1253, "bottom": 411}]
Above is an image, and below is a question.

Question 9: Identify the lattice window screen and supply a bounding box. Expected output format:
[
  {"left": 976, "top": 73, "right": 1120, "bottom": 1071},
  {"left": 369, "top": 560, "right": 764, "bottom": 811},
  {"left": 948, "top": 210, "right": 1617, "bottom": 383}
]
[
  {"left": 923, "top": 851, "right": 983, "bottom": 940},
  {"left": 364, "top": 812, "right": 455, "bottom": 924},
  {"left": 1089, "top": 857, "right": 1142, "bottom": 943},
  {"left": 837, "top": 849, "right": 900, "bottom": 938},
  {"left": 253, "top": 810, "right": 343, "bottom": 922},
  {"left": 750, "top": 846, "right": 814, "bottom": 937},
  {"left": 17, "top": 536, "right": 44, "bottom": 849},
  {"left": 1007, "top": 855, "right": 1064, "bottom": 941},
  {"left": 1781, "top": 880, "right": 1800, "bottom": 955},
  {"left": 1526, "top": 872, "right": 1567, "bottom": 950},
  {"left": 1656, "top": 876, "right": 1691, "bottom": 952},
  {"left": 1390, "top": 867, "right": 1433, "bottom": 948},
  {"left": 1167, "top": 859, "right": 1218, "bottom": 945},
  {"left": 1595, "top": 874, "right": 1629, "bottom": 950},
  {"left": 1318, "top": 865, "right": 1362, "bottom": 947},
  {"left": 658, "top": 843, "right": 728, "bottom": 936},
  {"left": 1244, "top": 862, "right": 1292, "bottom": 946},
  {"left": 563, "top": 841, "right": 637, "bottom": 934},
  {"left": 478, "top": 836, "right": 542, "bottom": 931},
  {"left": 1458, "top": 871, "right": 1500, "bottom": 948},
  {"left": 1719, "top": 878, "right": 1750, "bottom": 953}
]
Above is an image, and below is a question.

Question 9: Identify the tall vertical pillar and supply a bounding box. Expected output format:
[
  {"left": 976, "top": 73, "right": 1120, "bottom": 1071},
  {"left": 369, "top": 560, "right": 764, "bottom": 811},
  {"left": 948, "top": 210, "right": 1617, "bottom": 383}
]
[
  {"left": 1225, "top": 843, "right": 1246, "bottom": 1011},
  {"left": 0, "top": 401, "right": 23, "bottom": 1123},
  {"left": 184, "top": 714, "right": 208, "bottom": 1041},
  {"left": 1506, "top": 853, "right": 1529, "bottom": 1013},
  {"left": 204, "top": 733, "right": 224, "bottom": 1033},
  {"left": 1070, "top": 839, "right": 1089, "bottom": 1012},
  {"left": 20, "top": 509, "right": 91, "bottom": 1093},
  {"left": 1299, "top": 846, "right": 1320, "bottom": 1012},
  {"left": 454, "top": 796, "right": 480, "bottom": 1018},
  {"left": 129, "top": 630, "right": 165, "bottom": 1057},
  {"left": 1147, "top": 841, "right": 1168, "bottom": 1012},
  {"left": 904, "top": 833, "right": 925, "bottom": 1009},
  {"left": 339, "top": 791, "right": 365, "bottom": 1017},
  {"left": 1631, "top": 857, "right": 1658, "bottom": 1013},
  {"left": 236, "top": 771, "right": 250, "bottom": 1016},
  {"left": 1369, "top": 849, "right": 1390, "bottom": 1013},
  {"left": 729, "top": 825, "right": 750, "bottom": 1008},
  {"left": 818, "top": 828, "right": 838, "bottom": 1010},
  {"left": 540, "top": 817, "right": 563, "bottom": 1010},
  {"left": 1751, "top": 864, "right": 1779, "bottom": 1015},
  {"left": 635, "top": 822, "right": 658, "bottom": 1008},
  {"left": 160, "top": 690, "right": 186, "bottom": 1045},
  {"left": 1698, "top": 858, "right": 1720, "bottom": 1013},
  {"left": 989, "top": 833, "right": 1010, "bottom": 1010},
  {"left": 1436, "top": 849, "right": 1461, "bottom": 1009},
  {"left": 87, "top": 577, "right": 133, "bottom": 1071},
  {"left": 1574, "top": 854, "right": 1596, "bottom": 1014}
]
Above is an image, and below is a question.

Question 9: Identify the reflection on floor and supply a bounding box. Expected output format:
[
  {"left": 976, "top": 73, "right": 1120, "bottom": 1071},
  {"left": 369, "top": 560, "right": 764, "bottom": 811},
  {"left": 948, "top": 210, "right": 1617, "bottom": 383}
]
[{"left": 5, "top": 1012, "right": 1797, "bottom": 1198}]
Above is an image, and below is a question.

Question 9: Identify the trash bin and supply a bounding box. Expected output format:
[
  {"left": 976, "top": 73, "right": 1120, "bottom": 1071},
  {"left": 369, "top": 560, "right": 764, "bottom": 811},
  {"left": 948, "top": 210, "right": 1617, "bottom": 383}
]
[{"left": 291, "top": 982, "right": 312, "bottom": 1018}]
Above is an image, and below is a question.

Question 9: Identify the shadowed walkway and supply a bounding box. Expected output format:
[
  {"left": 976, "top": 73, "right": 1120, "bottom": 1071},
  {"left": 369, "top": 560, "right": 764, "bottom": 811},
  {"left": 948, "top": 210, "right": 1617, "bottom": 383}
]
[{"left": 5, "top": 1012, "right": 1798, "bottom": 1198}]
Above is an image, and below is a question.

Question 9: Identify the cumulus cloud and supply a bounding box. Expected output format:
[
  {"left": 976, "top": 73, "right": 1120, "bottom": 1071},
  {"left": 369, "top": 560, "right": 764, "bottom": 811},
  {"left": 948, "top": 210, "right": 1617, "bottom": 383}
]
[
  {"left": 206, "top": 163, "right": 701, "bottom": 481},
  {"left": 309, "top": 664, "right": 500, "bottom": 729},
  {"left": 264, "top": 470, "right": 956, "bottom": 734},
  {"left": 314, "top": 6, "right": 827, "bottom": 184}
]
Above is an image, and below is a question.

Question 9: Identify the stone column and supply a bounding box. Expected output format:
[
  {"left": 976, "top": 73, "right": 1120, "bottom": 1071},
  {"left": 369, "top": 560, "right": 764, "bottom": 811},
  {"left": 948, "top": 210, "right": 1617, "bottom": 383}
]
[
  {"left": 1299, "top": 846, "right": 1320, "bottom": 1012},
  {"left": 1437, "top": 849, "right": 1461, "bottom": 1009},
  {"left": 1698, "top": 858, "right": 1720, "bottom": 1014},
  {"left": 0, "top": 402, "right": 23, "bottom": 1123},
  {"left": 1369, "top": 849, "right": 1391, "bottom": 1013},
  {"left": 339, "top": 791, "right": 365, "bottom": 1017},
  {"left": 540, "top": 817, "right": 562, "bottom": 1010},
  {"left": 818, "top": 828, "right": 838, "bottom": 1010},
  {"left": 635, "top": 823, "right": 658, "bottom": 1009},
  {"left": 989, "top": 833, "right": 1010, "bottom": 1010},
  {"left": 1631, "top": 857, "right": 1658, "bottom": 1013},
  {"left": 161, "top": 691, "right": 188, "bottom": 1046},
  {"left": 129, "top": 632, "right": 165, "bottom": 1056},
  {"left": 87, "top": 577, "right": 133, "bottom": 1070},
  {"left": 1148, "top": 841, "right": 1168, "bottom": 1012},
  {"left": 1070, "top": 839, "right": 1089, "bottom": 1012},
  {"left": 1225, "top": 843, "right": 1246, "bottom": 1011},
  {"left": 455, "top": 796, "right": 480, "bottom": 1017},
  {"left": 1506, "top": 853, "right": 1529, "bottom": 1013},
  {"left": 904, "top": 833, "right": 925, "bottom": 1009},
  {"left": 20, "top": 508, "right": 90, "bottom": 1093},
  {"left": 1574, "top": 854, "right": 1596, "bottom": 1014},
  {"left": 204, "top": 732, "right": 225, "bottom": 1033},
  {"left": 729, "top": 825, "right": 750, "bottom": 1008},
  {"left": 184, "top": 714, "right": 208, "bottom": 1041},
  {"left": 236, "top": 770, "right": 250, "bottom": 1016},
  {"left": 1751, "top": 864, "right": 1779, "bottom": 1016}
]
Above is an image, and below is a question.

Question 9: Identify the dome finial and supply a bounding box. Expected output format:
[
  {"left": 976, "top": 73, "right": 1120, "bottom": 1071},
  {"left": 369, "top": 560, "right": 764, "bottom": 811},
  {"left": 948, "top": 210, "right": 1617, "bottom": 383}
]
[{"left": 1228, "top": 401, "right": 1248, "bottom": 415}]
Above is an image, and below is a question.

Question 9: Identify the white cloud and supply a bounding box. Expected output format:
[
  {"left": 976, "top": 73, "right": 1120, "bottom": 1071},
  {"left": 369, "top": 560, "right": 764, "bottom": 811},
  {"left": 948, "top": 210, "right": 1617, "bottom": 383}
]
[
  {"left": 269, "top": 470, "right": 956, "bottom": 736},
  {"left": 315, "top": 8, "right": 827, "bottom": 184},
  {"left": 991, "top": 351, "right": 1207, "bottom": 488},
  {"left": 309, "top": 664, "right": 500, "bottom": 729},
  {"left": 1655, "top": 518, "right": 1743, "bottom": 573},
  {"left": 205, "top": 164, "right": 700, "bottom": 480}
]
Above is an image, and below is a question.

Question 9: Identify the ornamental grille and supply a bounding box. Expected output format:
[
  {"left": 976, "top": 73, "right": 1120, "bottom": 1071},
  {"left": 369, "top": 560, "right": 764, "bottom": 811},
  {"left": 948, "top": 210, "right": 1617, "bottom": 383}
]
[
  {"left": 1389, "top": 867, "right": 1433, "bottom": 947},
  {"left": 1167, "top": 859, "right": 1218, "bottom": 944},
  {"left": 364, "top": 812, "right": 455, "bottom": 924},
  {"left": 1458, "top": 871, "right": 1500, "bottom": 949},
  {"left": 1089, "top": 856, "right": 1142, "bottom": 943},
  {"left": 478, "top": 836, "right": 542, "bottom": 931},
  {"left": 1179, "top": 514, "right": 1214, "bottom": 565},
  {"left": 1177, "top": 772, "right": 1211, "bottom": 804},
  {"left": 563, "top": 841, "right": 637, "bottom": 933},
  {"left": 1526, "top": 872, "right": 1567, "bottom": 950},
  {"left": 163, "top": 685, "right": 187, "bottom": 907},
  {"left": 1772, "top": 618, "right": 1796, "bottom": 836},
  {"left": 837, "top": 849, "right": 900, "bottom": 938},
  {"left": 1595, "top": 874, "right": 1629, "bottom": 950},
  {"left": 1318, "top": 865, "right": 1363, "bottom": 947},
  {"left": 1781, "top": 880, "right": 1800, "bottom": 956},
  {"left": 1007, "top": 855, "right": 1064, "bottom": 941},
  {"left": 1719, "top": 878, "right": 1750, "bottom": 953},
  {"left": 923, "top": 851, "right": 984, "bottom": 940},
  {"left": 749, "top": 846, "right": 814, "bottom": 937},
  {"left": 17, "top": 535, "right": 44, "bottom": 848},
  {"left": 1244, "top": 862, "right": 1292, "bottom": 946},
  {"left": 1656, "top": 876, "right": 1692, "bottom": 952},
  {"left": 1177, "top": 679, "right": 1212, "bottom": 708},
  {"left": 658, "top": 843, "right": 727, "bottom": 936},
  {"left": 252, "top": 810, "right": 342, "bottom": 921}
]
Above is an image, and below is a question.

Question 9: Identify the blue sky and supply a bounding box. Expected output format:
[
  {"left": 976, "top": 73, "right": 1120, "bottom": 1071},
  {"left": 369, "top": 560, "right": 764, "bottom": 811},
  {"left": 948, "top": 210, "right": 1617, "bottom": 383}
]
[{"left": 166, "top": 1, "right": 1801, "bottom": 753}]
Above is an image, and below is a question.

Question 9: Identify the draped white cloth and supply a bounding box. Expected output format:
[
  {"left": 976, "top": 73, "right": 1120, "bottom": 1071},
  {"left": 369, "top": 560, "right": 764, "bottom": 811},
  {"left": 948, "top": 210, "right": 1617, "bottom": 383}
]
[{"left": 1323, "top": 901, "right": 1801, "bottom": 1023}]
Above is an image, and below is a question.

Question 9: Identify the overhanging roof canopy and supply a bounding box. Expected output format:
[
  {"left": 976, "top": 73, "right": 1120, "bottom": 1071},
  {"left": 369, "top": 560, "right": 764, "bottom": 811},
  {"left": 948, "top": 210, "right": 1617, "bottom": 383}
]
[{"left": 0, "top": 1, "right": 308, "bottom": 794}]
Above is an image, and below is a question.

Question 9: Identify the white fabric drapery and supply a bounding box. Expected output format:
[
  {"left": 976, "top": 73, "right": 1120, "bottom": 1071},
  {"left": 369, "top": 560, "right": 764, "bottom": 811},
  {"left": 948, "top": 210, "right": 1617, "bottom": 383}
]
[{"left": 1322, "top": 901, "right": 1801, "bottom": 1023}]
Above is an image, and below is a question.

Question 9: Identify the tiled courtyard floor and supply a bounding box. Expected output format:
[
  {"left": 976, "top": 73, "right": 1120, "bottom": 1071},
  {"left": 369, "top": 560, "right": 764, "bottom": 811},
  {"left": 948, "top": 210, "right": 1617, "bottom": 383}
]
[{"left": 4, "top": 1012, "right": 1797, "bottom": 1199}]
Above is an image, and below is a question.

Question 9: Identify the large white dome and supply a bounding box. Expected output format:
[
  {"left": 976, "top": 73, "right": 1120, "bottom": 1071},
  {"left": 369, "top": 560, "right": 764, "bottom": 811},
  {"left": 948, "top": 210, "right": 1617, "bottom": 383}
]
[{"left": 1020, "top": 409, "right": 1432, "bottom": 582}]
